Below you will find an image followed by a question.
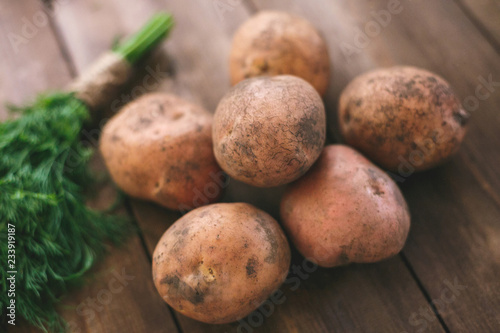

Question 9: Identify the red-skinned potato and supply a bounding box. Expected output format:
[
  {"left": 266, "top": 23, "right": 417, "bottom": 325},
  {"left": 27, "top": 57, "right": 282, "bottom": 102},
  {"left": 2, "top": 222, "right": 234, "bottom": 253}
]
[
  {"left": 152, "top": 203, "right": 291, "bottom": 324},
  {"left": 213, "top": 75, "right": 326, "bottom": 188},
  {"left": 338, "top": 66, "right": 469, "bottom": 172},
  {"left": 229, "top": 10, "right": 330, "bottom": 96},
  {"left": 100, "top": 93, "right": 224, "bottom": 211},
  {"left": 280, "top": 145, "right": 410, "bottom": 267}
]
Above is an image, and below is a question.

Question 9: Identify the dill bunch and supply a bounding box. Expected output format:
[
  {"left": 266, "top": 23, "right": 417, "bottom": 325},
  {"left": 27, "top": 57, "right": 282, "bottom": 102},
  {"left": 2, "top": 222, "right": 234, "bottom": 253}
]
[{"left": 0, "top": 94, "right": 131, "bottom": 332}]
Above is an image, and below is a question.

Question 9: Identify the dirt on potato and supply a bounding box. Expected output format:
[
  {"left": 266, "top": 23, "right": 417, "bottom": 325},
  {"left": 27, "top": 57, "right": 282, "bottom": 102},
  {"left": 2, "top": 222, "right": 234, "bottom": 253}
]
[
  {"left": 280, "top": 145, "right": 410, "bottom": 267},
  {"left": 152, "top": 203, "right": 291, "bottom": 324},
  {"left": 100, "top": 93, "right": 223, "bottom": 211},
  {"left": 338, "top": 66, "right": 469, "bottom": 172},
  {"left": 230, "top": 10, "right": 330, "bottom": 96},
  {"left": 213, "top": 75, "right": 326, "bottom": 188}
]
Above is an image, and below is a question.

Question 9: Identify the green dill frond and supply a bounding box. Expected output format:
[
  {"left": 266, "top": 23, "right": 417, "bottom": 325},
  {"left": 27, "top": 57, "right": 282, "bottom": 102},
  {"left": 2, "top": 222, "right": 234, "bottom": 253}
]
[{"left": 0, "top": 93, "right": 131, "bottom": 332}]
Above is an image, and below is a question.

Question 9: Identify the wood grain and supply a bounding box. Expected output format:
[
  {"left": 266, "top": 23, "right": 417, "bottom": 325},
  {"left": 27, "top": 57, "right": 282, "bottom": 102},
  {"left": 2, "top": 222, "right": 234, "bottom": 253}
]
[
  {"left": 455, "top": 0, "right": 500, "bottom": 50},
  {"left": 55, "top": 155, "right": 179, "bottom": 333},
  {"left": 250, "top": 0, "right": 500, "bottom": 331},
  {"left": 4, "top": 0, "right": 499, "bottom": 332},
  {"left": 0, "top": 0, "right": 68, "bottom": 119}
]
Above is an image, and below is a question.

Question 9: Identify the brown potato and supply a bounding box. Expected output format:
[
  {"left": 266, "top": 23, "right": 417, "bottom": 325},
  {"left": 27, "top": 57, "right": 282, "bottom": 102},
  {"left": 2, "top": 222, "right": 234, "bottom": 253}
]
[
  {"left": 152, "top": 202, "right": 291, "bottom": 324},
  {"left": 280, "top": 145, "right": 410, "bottom": 268},
  {"left": 338, "top": 66, "right": 469, "bottom": 173},
  {"left": 229, "top": 10, "right": 330, "bottom": 96},
  {"left": 213, "top": 75, "right": 326, "bottom": 188},
  {"left": 100, "top": 93, "right": 224, "bottom": 211}
]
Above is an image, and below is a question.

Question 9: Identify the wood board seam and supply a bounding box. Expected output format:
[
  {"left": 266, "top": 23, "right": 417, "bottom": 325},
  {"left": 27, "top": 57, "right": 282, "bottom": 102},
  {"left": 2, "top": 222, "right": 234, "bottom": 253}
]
[
  {"left": 40, "top": 0, "right": 78, "bottom": 78},
  {"left": 243, "top": 0, "right": 259, "bottom": 14},
  {"left": 452, "top": 0, "right": 500, "bottom": 55},
  {"left": 399, "top": 252, "right": 451, "bottom": 333},
  {"left": 123, "top": 199, "right": 185, "bottom": 333},
  {"left": 459, "top": 150, "right": 500, "bottom": 210}
]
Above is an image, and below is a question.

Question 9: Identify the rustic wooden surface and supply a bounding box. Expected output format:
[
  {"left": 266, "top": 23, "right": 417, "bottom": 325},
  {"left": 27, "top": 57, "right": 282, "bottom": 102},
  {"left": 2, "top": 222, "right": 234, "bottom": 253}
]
[{"left": 1, "top": 0, "right": 499, "bottom": 332}]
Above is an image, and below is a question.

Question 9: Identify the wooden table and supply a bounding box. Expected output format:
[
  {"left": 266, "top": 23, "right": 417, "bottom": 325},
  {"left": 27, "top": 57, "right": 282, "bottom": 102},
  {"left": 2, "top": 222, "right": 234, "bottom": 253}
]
[{"left": 1, "top": 0, "right": 499, "bottom": 332}]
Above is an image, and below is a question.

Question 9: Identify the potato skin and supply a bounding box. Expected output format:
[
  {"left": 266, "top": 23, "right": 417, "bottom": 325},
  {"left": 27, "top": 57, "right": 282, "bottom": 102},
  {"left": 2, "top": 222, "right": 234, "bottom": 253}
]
[
  {"left": 100, "top": 93, "right": 224, "bottom": 211},
  {"left": 230, "top": 11, "right": 330, "bottom": 96},
  {"left": 152, "top": 203, "right": 291, "bottom": 324},
  {"left": 213, "top": 75, "right": 326, "bottom": 187},
  {"left": 338, "top": 66, "right": 469, "bottom": 172},
  {"left": 280, "top": 145, "right": 410, "bottom": 268}
]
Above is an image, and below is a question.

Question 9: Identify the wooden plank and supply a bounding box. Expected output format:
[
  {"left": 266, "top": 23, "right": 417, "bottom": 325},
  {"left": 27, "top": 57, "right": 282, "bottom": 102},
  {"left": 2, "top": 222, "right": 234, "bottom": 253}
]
[
  {"left": 0, "top": 1, "right": 179, "bottom": 332},
  {"left": 455, "top": 0, "right": 500, "bottom": 50},
  {"left": 0, "top": 0, "right": 68, "bottom": 119},
  {"left": 249, "top": 0, "right": 500, "bottom": 331},
  {"left": 11, "top": 206, "right": 179, "bottom": 333},
  {"left": 54, "top": 155, "right": 179, "bottom": 333},
  {"left": 10, "top": 203, "right": 178, "bottom": 333},
  {"left": 52, "top": 0, "right": 248, "bottom": 111}
]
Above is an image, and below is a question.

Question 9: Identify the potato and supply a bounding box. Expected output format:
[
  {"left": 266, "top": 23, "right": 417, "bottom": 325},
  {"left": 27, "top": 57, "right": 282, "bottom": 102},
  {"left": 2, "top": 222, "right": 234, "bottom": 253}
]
[
  {"left": 213, "top": 75, "right": 326, "bottom": 187},
  {"left": 100, "top": 93, "right": 224, "bottom": 211},
  {"left": 338, "top": 66, "right": 469, "bottom": 172},
  {"left": 229, "top": 11, "right": 330, "bottom": 96},
  {"left": 152, "top": 203, "right": 291, "bottom": 324},
  {"left": 280, "top": 145, "right": 410, "bottom": 268}
]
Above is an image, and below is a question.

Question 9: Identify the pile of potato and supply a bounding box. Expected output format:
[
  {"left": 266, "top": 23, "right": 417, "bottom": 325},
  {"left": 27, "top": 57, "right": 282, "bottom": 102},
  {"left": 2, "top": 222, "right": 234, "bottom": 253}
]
[{"left": 100, "top": 11, "right": 469, "bottom": 324}]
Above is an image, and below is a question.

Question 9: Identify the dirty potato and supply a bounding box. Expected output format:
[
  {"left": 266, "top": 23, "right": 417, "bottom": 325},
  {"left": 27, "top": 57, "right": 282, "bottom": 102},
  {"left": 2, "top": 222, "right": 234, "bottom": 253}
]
[
  {"left": 213, "top": 75, "right": 326, "bottom": 188},
  {"left": 229, "top": 10, "right": 330, "bottom": 95},
  {"left": 100, "top": 93, "right": 224, "bottom": 211},
  {"left": 338, "top": 66, "right": 469, "bottom": 172},
  {"left": 280, "top": 145, "right": 410, "bottom": 268},
  {"left": 152, "top": 203, "right": 291, "bottom": 324}
]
